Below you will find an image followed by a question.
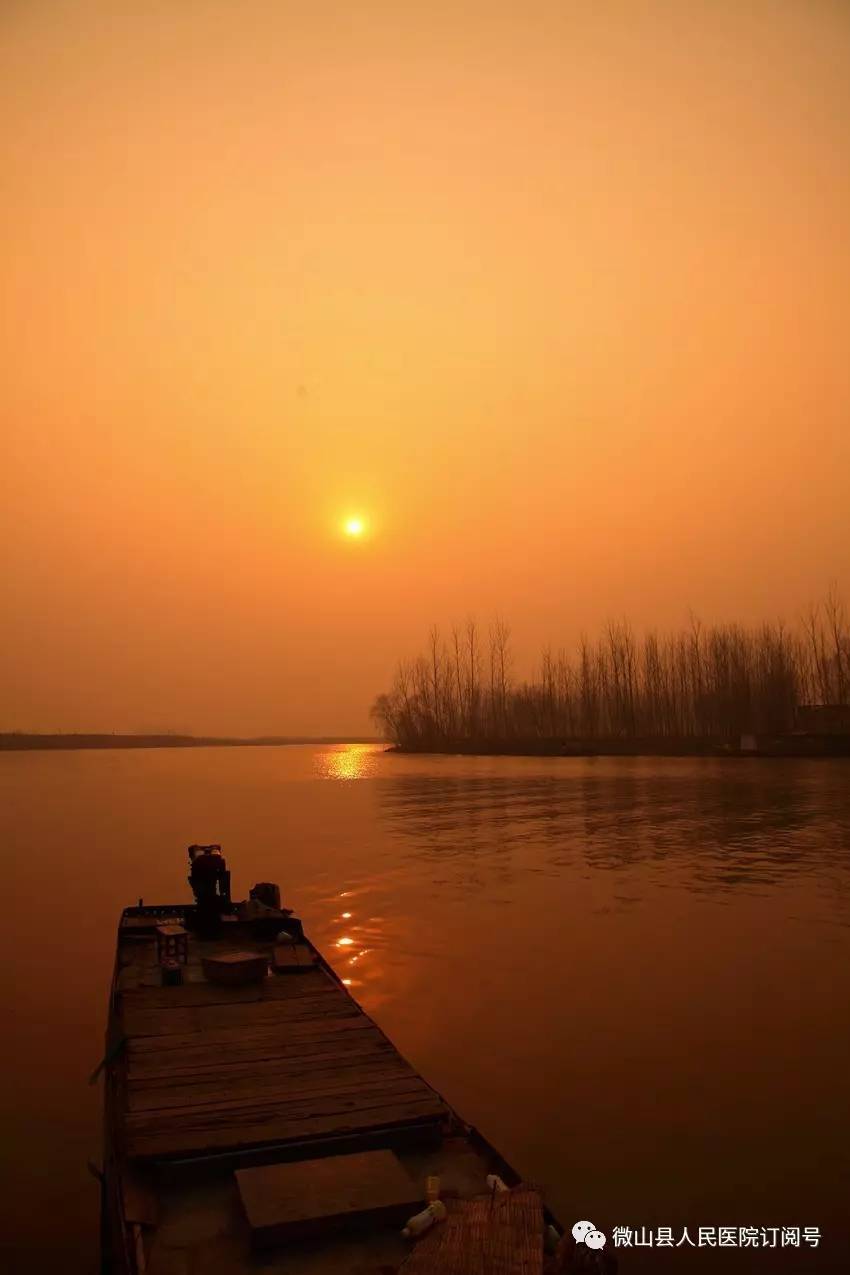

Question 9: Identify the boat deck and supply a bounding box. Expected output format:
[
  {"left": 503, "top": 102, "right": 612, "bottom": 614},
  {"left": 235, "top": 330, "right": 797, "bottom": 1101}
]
[
  {"left": 105, "top": 905, "right": 557, "bottom": 1275},
  {"left": 143, "top": 1136, "right": 497, "bottom": 1275},
  {"left": 114, "top": 912, "right": 448, "bottom": 1163}
]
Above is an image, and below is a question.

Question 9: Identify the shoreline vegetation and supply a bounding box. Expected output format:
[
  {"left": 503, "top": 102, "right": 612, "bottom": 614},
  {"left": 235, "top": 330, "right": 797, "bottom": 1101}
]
[
  {"left": 371, "top": 592, "right": 850, "bottom": 758},
  {"left": 0, "top": 734, "right": 377, "bottom": 752}
]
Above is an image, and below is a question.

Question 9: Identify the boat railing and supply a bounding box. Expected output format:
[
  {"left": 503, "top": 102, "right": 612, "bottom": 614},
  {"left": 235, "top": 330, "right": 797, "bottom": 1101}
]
[{"left": 122, "top": 903, "right": 194, "bottom": 919}]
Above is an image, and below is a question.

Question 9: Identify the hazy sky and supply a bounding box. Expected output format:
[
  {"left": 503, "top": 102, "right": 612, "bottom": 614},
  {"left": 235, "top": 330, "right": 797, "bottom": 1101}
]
[{"left": 2, "top": 0, "right": 849, "bottom": 735}]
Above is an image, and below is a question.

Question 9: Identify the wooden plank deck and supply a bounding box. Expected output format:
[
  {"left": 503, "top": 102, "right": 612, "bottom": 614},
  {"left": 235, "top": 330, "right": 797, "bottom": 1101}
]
[{"left": 118, "top": 941, "right": 447, "bottom": 1162}]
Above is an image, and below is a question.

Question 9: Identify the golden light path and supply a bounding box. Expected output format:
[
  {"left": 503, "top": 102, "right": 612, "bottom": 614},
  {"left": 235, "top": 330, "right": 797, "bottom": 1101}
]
[
  {"left": 329, "top": 887, "right": 381, "bottom": 993},
  {"left": 322, "top": 744, "right": 378, "bottom": 781}
]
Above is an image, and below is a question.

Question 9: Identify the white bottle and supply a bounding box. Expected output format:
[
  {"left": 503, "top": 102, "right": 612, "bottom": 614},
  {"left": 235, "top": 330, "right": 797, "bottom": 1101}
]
[{"left": 402, "top": 1199, "right": 447, "bottom": 1238}]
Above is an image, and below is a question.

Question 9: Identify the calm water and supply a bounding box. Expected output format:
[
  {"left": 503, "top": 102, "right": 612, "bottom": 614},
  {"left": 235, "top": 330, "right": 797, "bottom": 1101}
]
[{"left": 2, "top": 745, "right": 849, "bottom": 1272}]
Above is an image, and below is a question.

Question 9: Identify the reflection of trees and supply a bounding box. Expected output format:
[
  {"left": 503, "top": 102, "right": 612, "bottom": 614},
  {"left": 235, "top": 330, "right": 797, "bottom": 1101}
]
[{"left": 376, "top": 763, "right": 850, "bottom": 893}]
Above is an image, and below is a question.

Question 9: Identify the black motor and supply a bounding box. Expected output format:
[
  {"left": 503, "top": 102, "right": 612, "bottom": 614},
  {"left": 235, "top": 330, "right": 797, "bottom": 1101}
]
[{"left": 188, "top": 844, "right": 231, "bottom": 936}]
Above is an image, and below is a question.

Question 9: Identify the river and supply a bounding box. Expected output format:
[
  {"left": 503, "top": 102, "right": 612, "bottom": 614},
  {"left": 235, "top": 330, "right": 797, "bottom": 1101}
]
[{"left": 1, "top": 744, "right": 848, "bottom": 1271}]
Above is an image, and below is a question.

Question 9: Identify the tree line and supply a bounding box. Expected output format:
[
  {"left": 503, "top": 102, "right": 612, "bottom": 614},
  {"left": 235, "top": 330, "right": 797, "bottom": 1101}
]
[{"left": 370, "top": 591, "right": 850, "bottom": 749}]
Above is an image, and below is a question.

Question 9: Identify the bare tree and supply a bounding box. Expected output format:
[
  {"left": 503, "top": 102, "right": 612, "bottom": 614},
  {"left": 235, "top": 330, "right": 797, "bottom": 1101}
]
[
  {"left": 375, "top": 591, "right": 843, "bottom": 749},
  {"left": 824, "top": 584, "right": 848, "bottom": 704}
]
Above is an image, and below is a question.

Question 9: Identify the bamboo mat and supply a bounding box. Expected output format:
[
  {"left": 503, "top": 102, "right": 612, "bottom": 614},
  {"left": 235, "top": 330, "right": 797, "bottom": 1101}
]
[{"left": 399, "top": 1188, "right": 544, "bottom": 1275}]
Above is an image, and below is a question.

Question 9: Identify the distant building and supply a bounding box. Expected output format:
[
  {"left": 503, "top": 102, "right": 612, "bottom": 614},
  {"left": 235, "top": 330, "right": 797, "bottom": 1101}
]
[{"left": 794, "top": 704, "right": 850, "bottom": 735}]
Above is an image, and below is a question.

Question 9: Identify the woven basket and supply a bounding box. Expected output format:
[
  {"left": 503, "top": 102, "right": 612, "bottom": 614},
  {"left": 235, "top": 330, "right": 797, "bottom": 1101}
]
[{"left": 399, "top": 1186, "right": 544, "bottom": 1275}]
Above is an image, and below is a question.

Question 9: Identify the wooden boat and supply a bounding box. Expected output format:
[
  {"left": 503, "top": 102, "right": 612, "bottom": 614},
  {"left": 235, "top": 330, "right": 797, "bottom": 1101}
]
[{"left": 99, "top": 866, "right": 573, "bottom": 1274}]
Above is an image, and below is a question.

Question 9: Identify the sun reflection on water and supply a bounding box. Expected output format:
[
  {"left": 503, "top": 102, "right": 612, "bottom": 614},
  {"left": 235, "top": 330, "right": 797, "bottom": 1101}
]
[
  {"left": 319, "top": 880, "right": 386, "bottom": 992},
  {"left": 318, "top": 744, "right": 382, "bottom": 781}
]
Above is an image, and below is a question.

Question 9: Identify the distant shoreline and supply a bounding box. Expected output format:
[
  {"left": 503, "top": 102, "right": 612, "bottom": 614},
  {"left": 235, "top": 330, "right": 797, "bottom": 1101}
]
[
  {"left": 6, "top": 733, "right": 846, "bottom": 759},
  {"left": 388, "top": 736, "right": 850, "bottom": 759},
  {"left": 0, "top": 734, "right": 378, "bottom": 752}
]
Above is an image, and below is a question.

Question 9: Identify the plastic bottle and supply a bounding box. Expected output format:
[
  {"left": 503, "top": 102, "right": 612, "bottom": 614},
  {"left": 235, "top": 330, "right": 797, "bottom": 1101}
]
[
  {"left": 485, "top": 1174, "right": 509, "bottom": 1194},
  {"left": 402, "top": 1200, "right": 447, "bottom": 1238}
]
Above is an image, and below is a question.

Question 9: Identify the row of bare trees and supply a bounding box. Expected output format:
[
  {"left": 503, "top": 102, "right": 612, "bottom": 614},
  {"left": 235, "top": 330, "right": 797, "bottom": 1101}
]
[{"left": 370, "top": 592, "right": 850, "bottom": 749}]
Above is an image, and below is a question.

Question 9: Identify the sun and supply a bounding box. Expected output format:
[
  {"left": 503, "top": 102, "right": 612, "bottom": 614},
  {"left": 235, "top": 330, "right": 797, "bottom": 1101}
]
[{"left": 343, "top": 517, "right": 365, "bottom": 537}]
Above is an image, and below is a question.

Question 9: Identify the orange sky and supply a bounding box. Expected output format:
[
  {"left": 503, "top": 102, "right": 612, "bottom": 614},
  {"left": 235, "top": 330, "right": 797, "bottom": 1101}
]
[{"left": 2, "top": 0, "right": 849, "bottom": 735}]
